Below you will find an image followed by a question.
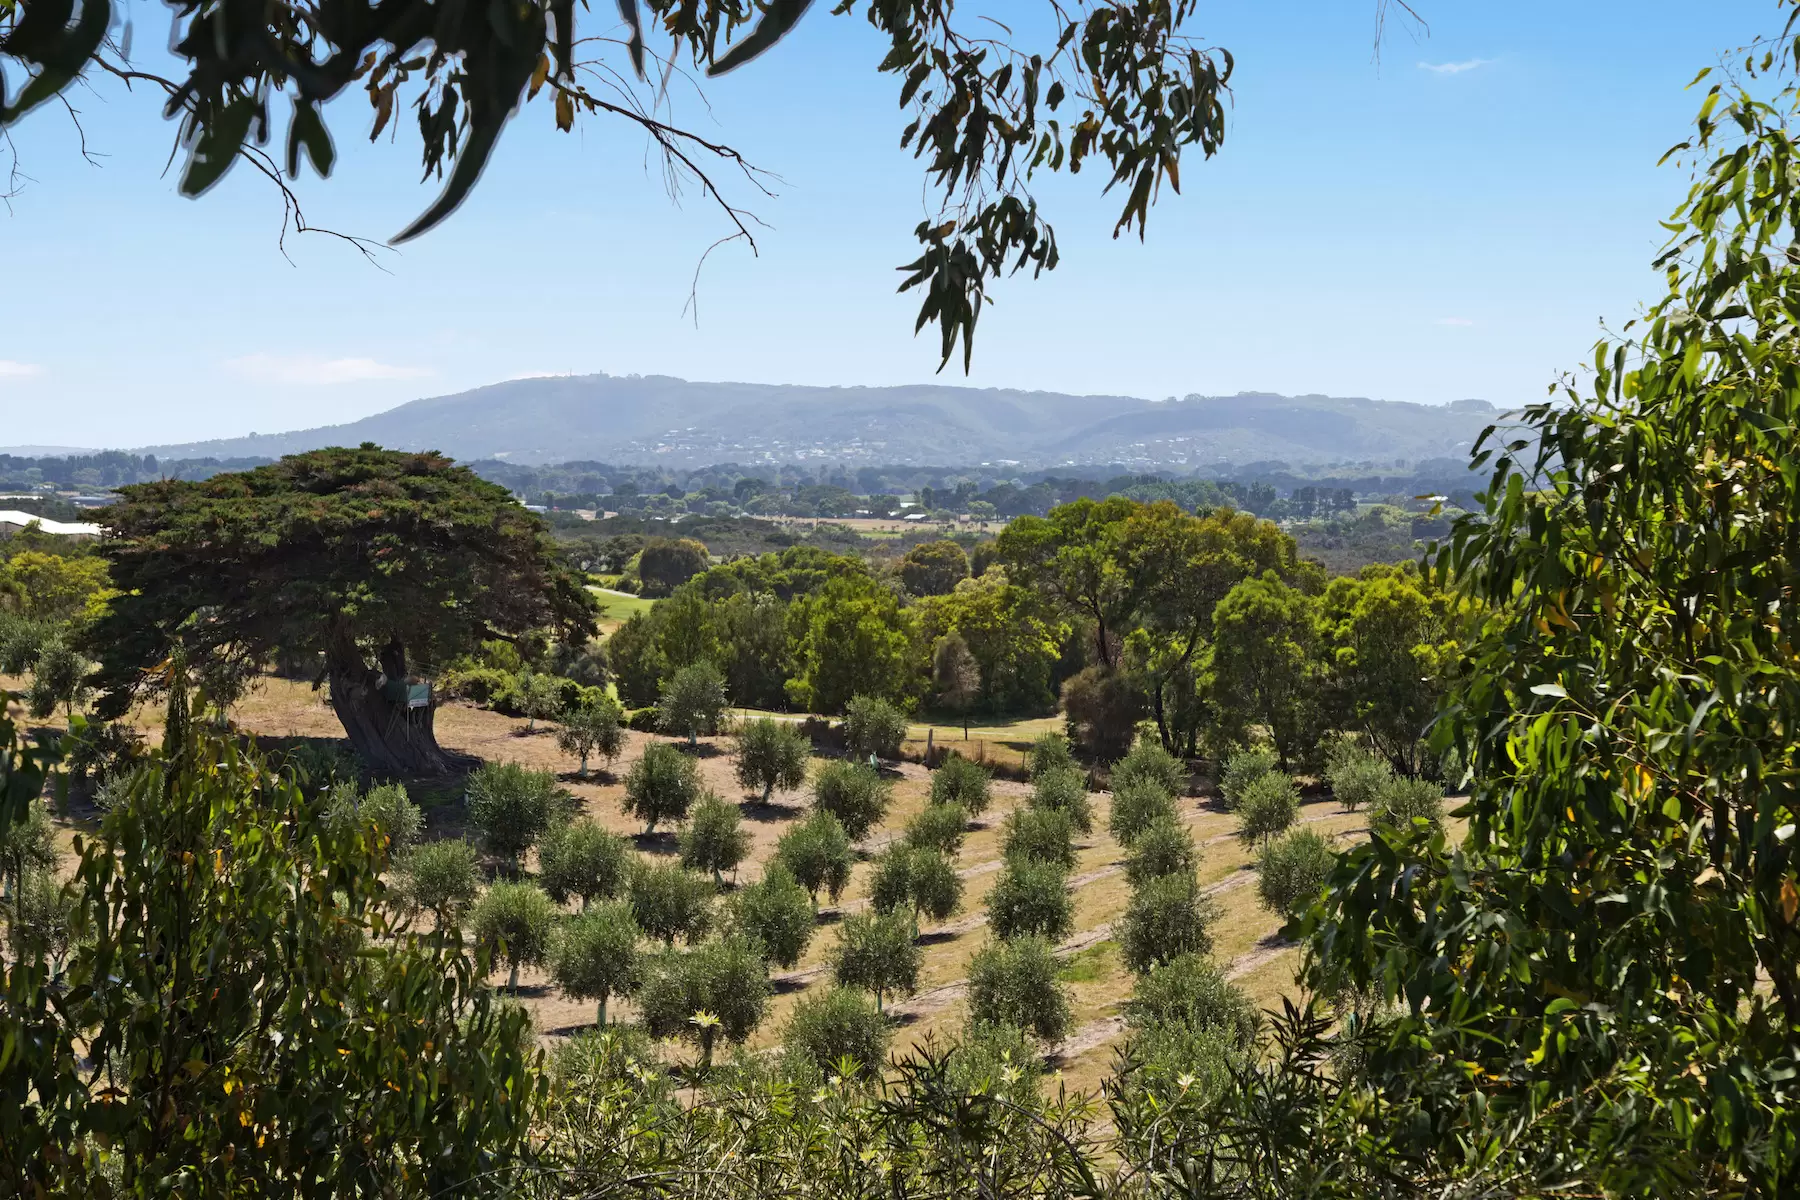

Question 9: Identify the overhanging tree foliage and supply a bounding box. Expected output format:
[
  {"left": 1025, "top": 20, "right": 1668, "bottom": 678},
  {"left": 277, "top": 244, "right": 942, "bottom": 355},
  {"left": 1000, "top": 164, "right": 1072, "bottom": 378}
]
[
  {"left": 85, "top": 446, "right": 596, "bottom": 773},
  {"left": 0, "top": 0, "right": 1236, "bottom": 368}
]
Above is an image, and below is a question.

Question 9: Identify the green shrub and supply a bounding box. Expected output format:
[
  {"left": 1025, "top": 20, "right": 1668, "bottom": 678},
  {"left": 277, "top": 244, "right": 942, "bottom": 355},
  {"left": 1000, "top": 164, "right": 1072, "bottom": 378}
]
[
  {"left": 538, "top": 819, "right": 631, "bottom": 908},
  {"left": 1126, "top": 952, "right": 1259, "bottom": 1046},
  {"left": 1324, "top": 743, "right": 1393, "bottom": 813},
  {"left": 658, "top": 661, "right": 730, "bottom": 744},
  {"left": 830, "top": 911, "right": 921, "bottom": 1010},
  {"left": 735, "top": 718, "right": 811, "bottom": 802},
  {"left": 395, "top": 839, "right": 481, "bottom": 929},
  {"left": 1120, "top": 872, "right": 1216, "bottom": 974},
  {"left": 945, "top": 1020, "right": 1044, "bottom": 1104},
  {"left": 1124, "top": 816, "right": 1197, "bottom": 887},
  {"left": 1002, "top": 807, "right": 1077, "bottom": 871},
  {"left": 870, "top": 846, "right": 963, "bottom": 924},
  {"left": 731, "top": 863, "right": 817, "bottom": 968},
  {"left": 966, "top": 936, "right": 1072, "bottom": 1044},
  {"left": 465, "top": 762, "right": 560, "bottom": 869},
  {"left": 904, "top": 801, "right": 967, "bottom": 855},
  {"left": 1235, "top": 771, "right": 1299, "bottom": 848},
  {"left": 774, "top": 811, "right": 854, "bottom": 905},
  {"left": 843, "top": 694, "right": 909, "bottom": 760},
  {"left": 557, "top": 694, "right": 626, "bottom": 777},
  {"left": 929, "top": 753, "right": 992, "bottom": 817},
  {"left": 551, "top": 901, "right": 643, "bottom": 1026},
  {"left": 812, "top": 759, "right": 892, "bottom": 842},
  {"left": 629, "top": 861, "right": 715, "bottom": 947},
  {"left": 7, "top": 867, "right": 75, "bottom": 969},
  {"left": 1027, "top": 731, "right": 1074, "bottom": 779},
  {"left": 1218, "top": 746, "right": 1280, "bottom": 809},
  {"left": 1028, "top": 766, "right": 1093, "bottom": 834},
  {"left": 325, "top": 781, "right": 423, "bottom": 853},
  {"left": 623, "top": 742, "right": 702, "bottom": 833},
  {"left": 1059, "top": 665, "right": 1144, "bottom": 760},
  {"left": 471, "top": 881, "right": 559, "bottom": 990},
  {"left": 781, "top": 986, "right": 892, "bottom": 1078},
  {"left": 679, "top": 792, "right": 752, "bottom": 884},
  {"left": 1256, "top": 828, "right": 1337, "bottom": 919},
  {"left": 1114, "top": 1021, "right": 1238, "bottom": 1149},
  {"left": 1112, "top": 739, "right": 1186, "bottom": 796},
  {"left": 638, "top": 934, "right": 770, "bottom": 1069},
  {"left": 1372, "top": 777, "right": 1446, "bottom": 833},
  {"left": 515, "top": 670, "right": 569, "bottom": 730},
  {"left": 1108, "top": 779, "right": 1178, "bottom": 848},
  {"left": 985, "top": 859, "right": 1073, "bottom": 943}
]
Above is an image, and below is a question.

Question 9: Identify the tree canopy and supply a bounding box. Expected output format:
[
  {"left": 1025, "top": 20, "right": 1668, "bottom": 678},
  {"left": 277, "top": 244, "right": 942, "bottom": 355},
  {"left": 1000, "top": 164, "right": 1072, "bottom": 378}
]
[{"left": 86, "top": 446, "right": 595, "bottom": 772}]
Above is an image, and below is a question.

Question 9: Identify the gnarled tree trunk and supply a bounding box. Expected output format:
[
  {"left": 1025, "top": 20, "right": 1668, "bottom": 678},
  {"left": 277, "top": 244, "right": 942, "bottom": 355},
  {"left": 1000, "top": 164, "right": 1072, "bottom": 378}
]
[{"left": 325, "top": 632, "right": 452, "bottom": 775}]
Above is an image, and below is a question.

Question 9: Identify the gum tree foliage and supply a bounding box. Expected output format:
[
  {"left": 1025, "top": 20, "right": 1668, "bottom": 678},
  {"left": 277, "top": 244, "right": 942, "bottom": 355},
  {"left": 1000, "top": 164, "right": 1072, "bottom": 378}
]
[
  {"left": 623, "top": 741, "right": 702, "bottom": 833},
  {"left": 1206, "top": 572, "right": 1319, "bottom": 768},
  {"left": 0, "top": 0, "right": 1233, "bottom": 371},
  {"left": 774, "top": 810, "right": 854, "bottom": 906},
  {"left": 786, "top": 575, "right": 917, "bottom": 714},
  {"left": 1058, "top": 665, "right": 1144, "bottom": 761},
  {"left": 1295, "top": 42, "right": 1800, "bottom": 1190},
  {"left": 729, "top": 861, "right": 816, "bottom": 968},
  {"left": 84, "top": 449, "right": 595, "bottom": 773},
  {"left": 985, "top": 858, "right": 1073, "bottom": 943},
  {"left": 811, "top": 759, "right": 892, "bottom": 842},
  {"left": 900, "top": 541, "right": 971, "bottom": 598},
  {"left": 929, "top": 753, "right": 991, "bottom": 817},
  {"left": 0, "top": 701, "right": 537, "bottom": 1193},
  {"left": 830, "top": 911, "right": 921, "bottom": 1012},
  {"left": 916, "top": 569, "right": 1069, "bottom": 717},
  {"left": 931, "top": 631, "right": 982, "bottom": 735},
  {"left": 637, "top": 538, "right": 710, "bottom": 599},
  {"left": 966, "top": 936, "right": 1073, "bottom": 1045},
  {"left": 734, "top": 716, "right": 811, "bottom": 802}
]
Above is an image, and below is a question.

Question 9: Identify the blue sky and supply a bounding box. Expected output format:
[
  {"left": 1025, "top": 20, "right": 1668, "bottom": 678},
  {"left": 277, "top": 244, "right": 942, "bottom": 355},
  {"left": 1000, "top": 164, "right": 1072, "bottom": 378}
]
[{"left": 0, "top": 0, "right": 1780, "bottom": 448}]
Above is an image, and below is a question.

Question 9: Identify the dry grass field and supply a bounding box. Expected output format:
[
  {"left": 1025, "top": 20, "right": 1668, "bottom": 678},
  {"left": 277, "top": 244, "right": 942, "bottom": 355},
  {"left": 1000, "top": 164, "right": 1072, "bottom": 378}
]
[{"left": 9, "top": 674, "right": 1370, "bottom": 1097}]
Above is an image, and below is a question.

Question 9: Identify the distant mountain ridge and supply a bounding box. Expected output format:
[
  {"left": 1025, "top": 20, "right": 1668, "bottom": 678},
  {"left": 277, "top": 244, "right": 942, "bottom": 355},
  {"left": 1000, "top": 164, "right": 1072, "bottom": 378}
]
[{"left": 134, "top": 373, "right": 1504, "bottom": 469}]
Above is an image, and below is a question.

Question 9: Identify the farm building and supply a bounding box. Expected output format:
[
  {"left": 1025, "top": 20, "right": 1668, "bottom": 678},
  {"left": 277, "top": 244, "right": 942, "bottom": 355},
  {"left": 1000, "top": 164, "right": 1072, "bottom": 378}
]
[{"left": 0, "top": 510, "right": 103, "bottom": 539}]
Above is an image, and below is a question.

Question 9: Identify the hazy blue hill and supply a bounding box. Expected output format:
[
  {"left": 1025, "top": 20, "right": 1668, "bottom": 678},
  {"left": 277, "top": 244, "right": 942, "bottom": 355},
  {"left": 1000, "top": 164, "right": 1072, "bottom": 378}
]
[{"left": 135, "top": 373, "right": 1502, "bottom": 469}]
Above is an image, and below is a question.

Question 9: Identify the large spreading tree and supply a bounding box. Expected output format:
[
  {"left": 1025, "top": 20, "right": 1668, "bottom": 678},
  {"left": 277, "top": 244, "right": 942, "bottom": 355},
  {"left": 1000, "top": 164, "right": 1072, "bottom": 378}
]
[{"left": 86, "top": 446, "right": 596, "bottom": 772}]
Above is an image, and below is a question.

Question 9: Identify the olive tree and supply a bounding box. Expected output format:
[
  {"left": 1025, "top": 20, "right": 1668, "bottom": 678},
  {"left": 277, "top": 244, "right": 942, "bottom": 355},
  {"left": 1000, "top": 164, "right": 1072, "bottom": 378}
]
[
  {"left": 464, "top": 762, "right": 561, "bottom": 873},
  {"left": 985, "top": 859, "right": 1073, "bottom": 943},
  {"left": 678, "top": 792, "right": 752, "bottom": 885},
  {"left": 928, "top": 754, "right": 992, "bottom": 818},
  {"left": 551, "top": 901, "right": 643, "bottom": 1026},
  {"left": 781, "top": 986, "right": 891, "bottom": 1078},
  {"left": 731, "top": 862, "right": 816, "bottom": 969},
  {"left": 830, "top": 911, "right": 921, "bottom": 1012},
  {"left": 471, "top": 881, "right": 559, "bottom": 990},
  {"left": 394, "top": 839, "right": 482, "bottom": 930},
  {"left": 659, "top": 661, "right": 729, "bottom": 746},
  {"left": 843, "top": 694, "right": 909, "bottom": 761},
  {"left": 966, "top": 936, "right": 1072, "bottom": 1045},
  {"left": 734, "top": 717, "right": 810, "bottom": 803},
  {"left": 1120, "top": 872, "right": 1216, "bottom": 974},
  {"left": 623, "top": 742, "right": 702, "bottom": 834},
  {"left": 558, "top": 695, "right": 626, "bottom": 777},
  {"left": 812, "top": 760, "right": 892, "bottom": 842},
  {"left": 638, "top": 934, "right": 770, "bottom": 1072},
  {"left": 774, "top": 811, "right": 854, "bottom": 906},
  {"left": 537, "top": 819, "right": 631, "bottom": 908},
  {"left": 628, "top": 861, "right": 715, "bottom": 947}
]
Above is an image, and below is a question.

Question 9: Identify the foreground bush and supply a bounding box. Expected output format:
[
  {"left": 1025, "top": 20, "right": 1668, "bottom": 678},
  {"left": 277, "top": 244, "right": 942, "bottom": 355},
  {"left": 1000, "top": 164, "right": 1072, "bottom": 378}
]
[
  {"left": 0, "top": 713, "right": 536, "bottom": 1192},
  {"left": 782, "top": 986, "right": 892, "bottom": 1078}
]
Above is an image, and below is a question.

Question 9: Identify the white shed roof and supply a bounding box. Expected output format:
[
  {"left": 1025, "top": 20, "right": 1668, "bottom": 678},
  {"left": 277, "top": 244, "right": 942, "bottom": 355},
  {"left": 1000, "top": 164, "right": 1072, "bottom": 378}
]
[{"left": 0, "top": 510, "right": 103, "bottom": 537}]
